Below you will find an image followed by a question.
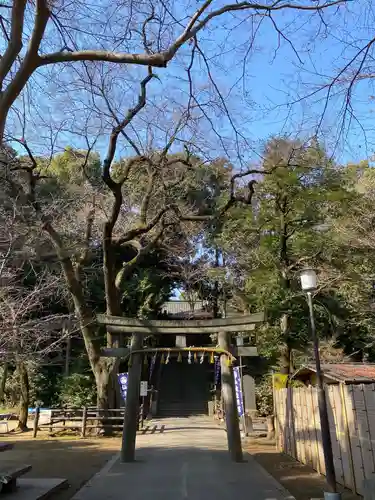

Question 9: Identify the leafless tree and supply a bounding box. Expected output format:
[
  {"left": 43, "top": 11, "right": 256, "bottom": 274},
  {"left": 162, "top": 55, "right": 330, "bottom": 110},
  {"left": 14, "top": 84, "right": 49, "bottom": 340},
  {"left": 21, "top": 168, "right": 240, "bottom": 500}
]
[
  {"left": 0, "top": 268, "right": 69, "bottom": 430},
  {"left": 0, "top": 0, "right": 349, "bottom": 148},
  {"left": 268, "top": 2, "right": 375, "bottom": 153},
  {"left": 162, "top": 243, "right": 211, "bottom": 312},
  {"left": 0, "top": 161, "right": 71, "bottom": 429}
]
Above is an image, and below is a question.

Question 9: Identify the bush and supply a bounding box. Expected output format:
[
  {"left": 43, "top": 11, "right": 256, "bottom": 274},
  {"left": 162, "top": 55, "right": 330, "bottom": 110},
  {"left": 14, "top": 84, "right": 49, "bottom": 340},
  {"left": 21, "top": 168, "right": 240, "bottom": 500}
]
[
  {"left": 255, "top": 375, "right": 273, "bottom": 417},
  {"left": 58, "top": 373, "right": 96, "bottom": 408},
  {"left": 29, "top": 366, "right": 62, "bottom": 407}
]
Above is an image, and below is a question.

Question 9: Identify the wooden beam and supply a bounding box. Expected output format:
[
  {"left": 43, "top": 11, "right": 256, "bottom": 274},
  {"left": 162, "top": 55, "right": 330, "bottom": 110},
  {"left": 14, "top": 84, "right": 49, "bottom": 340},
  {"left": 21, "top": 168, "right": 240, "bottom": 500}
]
[
  {"left": 101, "top": 348, "right": 130, "bottom": 358},
  {"left": 105, "top": 323, "right": 256, "bottom": 335},
  {"left": 97, "top": 313, "right": 264, "bottom": 335}
]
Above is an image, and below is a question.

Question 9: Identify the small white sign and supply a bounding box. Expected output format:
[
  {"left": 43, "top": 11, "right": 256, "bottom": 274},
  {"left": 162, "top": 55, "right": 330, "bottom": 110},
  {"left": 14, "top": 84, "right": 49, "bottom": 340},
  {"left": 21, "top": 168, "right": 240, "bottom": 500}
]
[
  {"left": 176, "top": 335, "right": 187, "bottom": 347},
  {"left": 140, "top": 381, "right": 148, "bottom": 397}
]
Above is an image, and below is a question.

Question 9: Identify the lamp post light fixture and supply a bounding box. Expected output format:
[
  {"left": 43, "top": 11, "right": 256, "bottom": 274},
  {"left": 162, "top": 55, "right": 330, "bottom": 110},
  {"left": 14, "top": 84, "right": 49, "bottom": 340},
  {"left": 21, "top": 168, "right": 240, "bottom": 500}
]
[{"left": 300, "top": 268, "right": 340, "bottom": 499}]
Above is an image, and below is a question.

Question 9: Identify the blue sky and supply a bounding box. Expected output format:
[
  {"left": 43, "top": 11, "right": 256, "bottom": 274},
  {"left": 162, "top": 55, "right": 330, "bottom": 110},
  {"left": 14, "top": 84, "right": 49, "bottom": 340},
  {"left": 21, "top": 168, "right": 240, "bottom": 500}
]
[{"left": 7, "top": 0, "right": 375, "bottom": 167}]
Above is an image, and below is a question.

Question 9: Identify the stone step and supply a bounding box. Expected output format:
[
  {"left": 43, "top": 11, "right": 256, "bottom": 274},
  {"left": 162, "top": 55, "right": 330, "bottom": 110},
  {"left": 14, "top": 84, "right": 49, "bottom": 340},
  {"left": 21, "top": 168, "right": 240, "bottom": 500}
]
[
  {"left": 158, "top": 407, "right": 207, "bottom": 410},
  {"left": 4, "top": 478, "right": 68, "bottom": 499},
  {"left": 158, "top": 402, "right": 207, "bottom": 407},
  {"left": 157, "top": 410, "right": 208, "bottom": 417},
  {"left": 0, "top": 443, "right": 13, "bottom": 453},
  {"left": 0, "top": 464, "right": 32, "bottom": 494}
]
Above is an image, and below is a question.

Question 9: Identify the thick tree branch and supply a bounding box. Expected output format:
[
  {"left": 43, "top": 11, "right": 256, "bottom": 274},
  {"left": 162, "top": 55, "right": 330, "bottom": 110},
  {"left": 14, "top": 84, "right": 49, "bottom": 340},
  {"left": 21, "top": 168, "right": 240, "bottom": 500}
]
[
  {"left": 102, "top": 68, "right": 155, "bottom": 189},
  {"left": 0, "top": 0, "right": 50, "bottom": 139},
  {"left": 38, "top": 50, "right": 167, "bottom": 67},
  {"left": 161, "top": 0, "right": 346, "bottom": 63},
  {"left": 37, "top": 1, "right": 345, "bottom": 70},
  {"left": 102, "top": 69, "right": 155, "bottom": 318},
  {"left": 115, "top": 225, "right": 165, "bottom": 290},
  {"left": 116, "top": 206, "right": 171, "bottom": 245},
  {"left": 0, "top": 0, "right": 26, "bottom": 88}
]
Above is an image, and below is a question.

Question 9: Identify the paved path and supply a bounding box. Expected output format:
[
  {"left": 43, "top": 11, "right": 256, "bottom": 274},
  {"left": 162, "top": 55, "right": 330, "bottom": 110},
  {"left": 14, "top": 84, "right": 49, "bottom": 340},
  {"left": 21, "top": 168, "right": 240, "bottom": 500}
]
[{"left": 72, "top": 417, "right": 295, "bottom": 500}]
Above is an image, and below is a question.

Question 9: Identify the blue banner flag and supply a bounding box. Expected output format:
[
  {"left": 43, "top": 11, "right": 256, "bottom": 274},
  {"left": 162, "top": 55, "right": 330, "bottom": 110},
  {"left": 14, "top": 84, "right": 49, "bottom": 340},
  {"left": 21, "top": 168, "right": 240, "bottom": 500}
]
[
  {"left": 233, "top": 366, "right": 244, "bottom": 418},
  {"left": 214, "top": 355, "right": 221, "bottom": 385},
  {"left": 118, "top": 373, "right": 128, "bottom": 402}
]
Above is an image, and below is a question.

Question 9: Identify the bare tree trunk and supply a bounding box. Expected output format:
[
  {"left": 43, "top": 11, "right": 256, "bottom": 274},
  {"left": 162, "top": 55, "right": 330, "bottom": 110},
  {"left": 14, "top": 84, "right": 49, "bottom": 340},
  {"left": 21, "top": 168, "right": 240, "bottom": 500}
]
[
  {"left": 94, "top": 359, "right": 118, "bottom": 435},
  {"left": 0, "top": 363, "right": 8, "bottom": 405},
  {"left": 95, "top": 362, "right": 111, "bottom": 410},
  {"left": 43, "top": 222, "right": 115, "bottom": 416},
  {"left": 279, "top": 313, "right": 292, "bottom": 374},
  {"left": 17, "top": 361, "right": 29, "bottom": 431}
]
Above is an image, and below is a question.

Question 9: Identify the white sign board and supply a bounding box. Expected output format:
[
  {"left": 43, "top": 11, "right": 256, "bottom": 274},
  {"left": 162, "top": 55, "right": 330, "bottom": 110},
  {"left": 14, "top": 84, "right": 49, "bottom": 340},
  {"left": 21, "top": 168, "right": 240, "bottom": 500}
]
[
  {"left": 140, "top": 381, "right": 148, "bottom": 397},
  {"left": 39, "top": 409, "right": 52, "bottom": 425}
]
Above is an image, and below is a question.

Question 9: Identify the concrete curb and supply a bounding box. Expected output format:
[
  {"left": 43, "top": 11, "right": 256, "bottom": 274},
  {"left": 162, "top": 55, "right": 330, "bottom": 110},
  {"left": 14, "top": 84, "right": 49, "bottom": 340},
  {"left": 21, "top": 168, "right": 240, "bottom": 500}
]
[{"left": 70, "top": 453, "right": 119, "bottom": 500}]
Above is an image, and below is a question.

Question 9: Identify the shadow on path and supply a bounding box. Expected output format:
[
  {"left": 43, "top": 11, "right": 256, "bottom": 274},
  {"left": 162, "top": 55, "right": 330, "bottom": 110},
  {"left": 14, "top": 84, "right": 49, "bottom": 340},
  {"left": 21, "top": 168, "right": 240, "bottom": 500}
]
[{"left": 72, "top": 446, "right": 295, "bottom": 500}]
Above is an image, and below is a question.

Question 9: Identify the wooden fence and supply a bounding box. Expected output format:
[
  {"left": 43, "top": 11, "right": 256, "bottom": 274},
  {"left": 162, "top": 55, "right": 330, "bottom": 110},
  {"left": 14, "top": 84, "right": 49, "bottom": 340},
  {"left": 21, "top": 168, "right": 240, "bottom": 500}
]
[
  {"left": 32, "top": 405, "right": 144, "bottom": 438},
  {"left": 274, "top": 384, "right": 375, "bottom": 496}
]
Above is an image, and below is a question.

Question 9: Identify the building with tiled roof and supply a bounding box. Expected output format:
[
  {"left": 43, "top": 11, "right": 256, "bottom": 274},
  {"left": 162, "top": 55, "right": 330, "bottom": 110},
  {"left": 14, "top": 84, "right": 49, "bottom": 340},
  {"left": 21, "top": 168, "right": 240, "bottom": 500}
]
[{"left": 291, "top": 363, "right": 375, "bottom": 385}]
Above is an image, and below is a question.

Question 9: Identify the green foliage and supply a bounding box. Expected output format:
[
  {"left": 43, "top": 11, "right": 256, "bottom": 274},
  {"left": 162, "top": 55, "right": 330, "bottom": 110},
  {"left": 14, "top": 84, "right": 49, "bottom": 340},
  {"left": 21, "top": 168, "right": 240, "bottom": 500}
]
[
  {"left": 1, "top": 364, "right": 63, "bottom": 409},
  {"left": 255, "top": 376, "right": 273, "bottom": 417},
  {"left": 9, "top": 137, "right": 375, "bottom": 408},
  {"left": 58, "top": 373, "right": 96, "bottom": 408},
  {"left": 84, "top": 244, "right": 175, "bottom": 319},
  {"left": 113, "top": 152, "right": 232, "bottom": 222},
  {"left": 218, "top": 137, "right": 355, "bottom": 371},
  {"left": 39, "top": 147, "right": 101, "bottom": 186},
  {"left": 29, "top": 366, "right": 62, "bottom": 407}
]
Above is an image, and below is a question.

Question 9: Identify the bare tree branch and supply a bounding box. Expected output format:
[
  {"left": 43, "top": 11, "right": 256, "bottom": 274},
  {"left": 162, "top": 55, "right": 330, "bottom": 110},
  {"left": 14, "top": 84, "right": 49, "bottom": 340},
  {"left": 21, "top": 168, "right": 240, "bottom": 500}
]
[
  {"left": 0, "top": 0, "right": 50, "bottom": 138},
  {"left": 0, "top": 0, "right": 26, "bottom": 88}
]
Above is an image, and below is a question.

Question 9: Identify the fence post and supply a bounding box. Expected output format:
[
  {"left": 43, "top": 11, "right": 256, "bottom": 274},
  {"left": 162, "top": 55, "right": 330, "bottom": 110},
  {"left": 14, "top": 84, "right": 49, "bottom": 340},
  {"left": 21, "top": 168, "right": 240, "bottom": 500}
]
[
  {"left": 81, "top": 407, "right": 88, "bottom": 438},
  {"left": 267, "top": 415, "right": 275, "bottom": 439},
  {"left": 340, "top": 383, "right": 356, "bottom": 493},
  {"left": 32, "top": 407, "right": 40, "bottom": 438},
  {"left": 49, "top": 410, "right": 53, "bottom": 433}
]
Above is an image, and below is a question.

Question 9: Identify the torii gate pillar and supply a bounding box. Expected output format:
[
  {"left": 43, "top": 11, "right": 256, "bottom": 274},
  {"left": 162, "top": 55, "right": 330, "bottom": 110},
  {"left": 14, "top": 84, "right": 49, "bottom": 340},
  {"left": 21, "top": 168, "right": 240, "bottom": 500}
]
[
  {"left": 121, "top": 333, "right": 143, "bottom": 462},
  {"left": 218, "top": 330, "right": 243, "bottom": 462}
]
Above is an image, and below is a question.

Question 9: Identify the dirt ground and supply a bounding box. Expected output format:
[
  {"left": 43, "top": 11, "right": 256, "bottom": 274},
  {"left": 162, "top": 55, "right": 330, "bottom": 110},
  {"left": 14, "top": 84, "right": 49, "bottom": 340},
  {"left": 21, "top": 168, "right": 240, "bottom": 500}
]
[
  {"left": 244, "top": 437, "right": 361, "bottom": 500},
  {"left": 0, "top": 431, "right": 120, "bottom": 499}
]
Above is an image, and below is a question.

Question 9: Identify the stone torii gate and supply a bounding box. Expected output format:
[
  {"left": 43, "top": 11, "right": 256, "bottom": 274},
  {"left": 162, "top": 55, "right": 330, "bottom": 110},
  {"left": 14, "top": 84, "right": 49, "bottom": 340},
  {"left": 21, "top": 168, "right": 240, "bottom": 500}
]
[{"left": 97, "top": 312, "right": 264, "bottom": 463}]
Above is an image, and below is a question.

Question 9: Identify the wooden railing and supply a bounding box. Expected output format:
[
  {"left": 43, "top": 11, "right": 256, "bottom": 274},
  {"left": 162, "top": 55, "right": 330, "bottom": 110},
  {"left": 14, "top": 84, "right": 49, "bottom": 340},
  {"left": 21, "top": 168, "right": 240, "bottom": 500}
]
[{"left": 32, "top": 405, "right": 144, "bottom": 438}]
